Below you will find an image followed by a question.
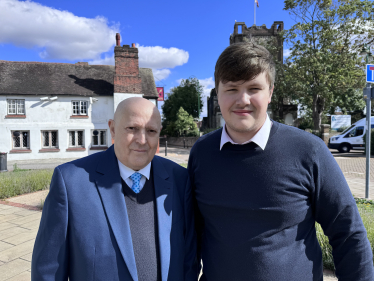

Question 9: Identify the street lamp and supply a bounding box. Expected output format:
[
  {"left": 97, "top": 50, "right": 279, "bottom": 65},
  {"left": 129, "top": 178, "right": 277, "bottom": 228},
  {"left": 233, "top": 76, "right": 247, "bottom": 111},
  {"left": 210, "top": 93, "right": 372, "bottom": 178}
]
[{"left": 361, "top": 43, "right": 373, "bottom": 199}]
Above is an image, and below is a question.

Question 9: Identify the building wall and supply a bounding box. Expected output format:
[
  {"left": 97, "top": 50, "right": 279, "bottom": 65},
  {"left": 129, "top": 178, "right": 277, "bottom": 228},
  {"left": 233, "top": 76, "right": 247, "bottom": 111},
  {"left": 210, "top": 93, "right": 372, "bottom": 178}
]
[
  {"left": 113, "top": 93, "right": 143, "bottom": 112},
  {"left": 0, "top": 95, "right": 114, "bottom": 161}
]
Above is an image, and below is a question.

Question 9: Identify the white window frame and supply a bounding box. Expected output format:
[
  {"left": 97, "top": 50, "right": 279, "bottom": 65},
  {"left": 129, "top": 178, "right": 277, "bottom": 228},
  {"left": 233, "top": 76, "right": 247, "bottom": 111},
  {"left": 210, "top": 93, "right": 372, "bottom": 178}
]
[
  {"left": 91, "top": 129, "right": 107, "bottom": 147},
  {"left": 72, "top": 100, "right": 88, "bottom": 116},
  {"left": 7, "top": 99, "right": 25, "bottom": 115},
  {"left": 68, "top": 130, "right": 85, "bottom": 147},
  {"left": 41, "top": 130, "right": 59, "bottom": 148},
  {"left": 11, "top": 131, "right": 30, "bottom": 149}
]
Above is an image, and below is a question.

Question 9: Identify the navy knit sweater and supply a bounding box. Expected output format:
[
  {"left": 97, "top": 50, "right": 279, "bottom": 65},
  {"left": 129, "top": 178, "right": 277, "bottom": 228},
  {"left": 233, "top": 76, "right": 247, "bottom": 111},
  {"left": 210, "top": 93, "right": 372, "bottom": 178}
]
[{"left": 188, "top": 121, "right": 374, "bottom": 281}]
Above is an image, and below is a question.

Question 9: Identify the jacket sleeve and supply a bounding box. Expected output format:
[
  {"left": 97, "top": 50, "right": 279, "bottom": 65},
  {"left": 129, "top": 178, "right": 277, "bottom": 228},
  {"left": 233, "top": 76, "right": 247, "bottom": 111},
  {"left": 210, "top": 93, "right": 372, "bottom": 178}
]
[
  {"left": 187, "top": 147, "right": 203, "bottom": 277},
  {"left": 31, "top": 166, "right": 69, "bottom": 281},
  {"left": 313, "top": 143, "right": 374, "bottom": 280},
  {"left": 183, "top": 175, "right": 199, "bottom": 281}
]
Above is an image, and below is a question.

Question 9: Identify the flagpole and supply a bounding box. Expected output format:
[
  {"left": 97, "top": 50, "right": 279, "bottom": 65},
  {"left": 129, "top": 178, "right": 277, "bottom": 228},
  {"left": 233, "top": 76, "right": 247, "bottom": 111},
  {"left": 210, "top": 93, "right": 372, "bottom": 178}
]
[{"left": 254, "top": 0, "right": 256, "bottom": 25}]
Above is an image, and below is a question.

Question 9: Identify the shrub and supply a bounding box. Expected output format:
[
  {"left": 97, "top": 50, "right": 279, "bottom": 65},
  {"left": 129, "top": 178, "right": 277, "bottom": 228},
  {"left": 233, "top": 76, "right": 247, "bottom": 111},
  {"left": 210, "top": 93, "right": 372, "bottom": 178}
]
[{"left": 0, "top": 169, "right": 53, "bottom": 199}]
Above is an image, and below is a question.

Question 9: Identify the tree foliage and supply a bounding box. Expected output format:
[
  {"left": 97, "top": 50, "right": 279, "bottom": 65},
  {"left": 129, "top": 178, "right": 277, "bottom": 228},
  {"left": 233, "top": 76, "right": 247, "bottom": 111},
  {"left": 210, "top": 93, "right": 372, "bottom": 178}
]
[
  {"left": 162, "top": 77, "right": 203, "bottom": 123},
  {"left": 174, "top": 107, "right": 199, "bottom": 137},
  {"left": 283, "top": 0, "right": 374, "bottom": 129},
  {"left": 164, "top": 107, "right": 199, "bottom": 137}
]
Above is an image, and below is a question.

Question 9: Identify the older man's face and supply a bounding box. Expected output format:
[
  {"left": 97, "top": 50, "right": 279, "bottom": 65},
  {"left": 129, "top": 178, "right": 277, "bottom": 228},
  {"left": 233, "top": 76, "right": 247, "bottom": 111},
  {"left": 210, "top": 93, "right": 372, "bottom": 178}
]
[{"left": 109, "top": 102, "right": 161, "bottom": 171}]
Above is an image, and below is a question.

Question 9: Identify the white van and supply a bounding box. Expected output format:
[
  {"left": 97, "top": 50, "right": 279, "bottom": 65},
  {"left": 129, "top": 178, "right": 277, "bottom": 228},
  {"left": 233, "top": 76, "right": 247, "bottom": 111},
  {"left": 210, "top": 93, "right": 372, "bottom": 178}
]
[{"left": 328, "top": 117, "right": 374, "bottom": 153}]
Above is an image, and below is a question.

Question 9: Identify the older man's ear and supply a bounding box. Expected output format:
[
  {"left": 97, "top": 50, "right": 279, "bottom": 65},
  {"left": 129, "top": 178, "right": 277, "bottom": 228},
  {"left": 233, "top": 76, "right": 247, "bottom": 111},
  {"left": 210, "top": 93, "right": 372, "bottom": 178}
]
[{"left": 108, "top": 119, "right": 115, "bottom": 139}]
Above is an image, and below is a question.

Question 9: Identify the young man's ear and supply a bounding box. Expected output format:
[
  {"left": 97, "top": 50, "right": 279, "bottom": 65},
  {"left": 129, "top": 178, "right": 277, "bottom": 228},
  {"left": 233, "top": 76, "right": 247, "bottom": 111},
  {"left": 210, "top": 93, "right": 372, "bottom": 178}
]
[{"left": 268, "top": 86, "right": 274, "bottom": 104}]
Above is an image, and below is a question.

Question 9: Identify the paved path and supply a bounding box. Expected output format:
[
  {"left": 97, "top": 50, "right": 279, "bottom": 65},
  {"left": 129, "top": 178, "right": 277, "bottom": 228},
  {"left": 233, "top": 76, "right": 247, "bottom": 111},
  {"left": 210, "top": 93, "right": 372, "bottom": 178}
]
[
  {"left": 3, "top": 147, "right": 374, "bottom": 280},
  {"left": 0, "top": 204, "right": 39, "bottom": 281}
]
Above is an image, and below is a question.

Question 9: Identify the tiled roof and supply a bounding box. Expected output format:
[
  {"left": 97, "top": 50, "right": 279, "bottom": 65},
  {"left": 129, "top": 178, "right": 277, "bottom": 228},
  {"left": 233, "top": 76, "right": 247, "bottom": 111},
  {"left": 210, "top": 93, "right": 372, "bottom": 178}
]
[{"left": 0, "top": 61, "right": 158, "bottom": 98}]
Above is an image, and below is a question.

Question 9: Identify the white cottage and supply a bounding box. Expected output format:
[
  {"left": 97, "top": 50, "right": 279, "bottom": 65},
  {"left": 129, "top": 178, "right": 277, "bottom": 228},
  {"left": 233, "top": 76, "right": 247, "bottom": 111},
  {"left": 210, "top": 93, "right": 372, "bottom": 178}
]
[{"left": 0, "top": 34, "right": 158, "bottom": 161}]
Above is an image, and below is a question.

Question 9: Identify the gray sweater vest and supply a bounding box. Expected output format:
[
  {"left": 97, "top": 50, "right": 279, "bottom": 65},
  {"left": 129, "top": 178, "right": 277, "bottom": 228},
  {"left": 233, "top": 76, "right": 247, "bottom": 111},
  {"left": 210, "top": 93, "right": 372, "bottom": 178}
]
[{"left": 122, "top": 171, "right": 161, "bottom": 281}]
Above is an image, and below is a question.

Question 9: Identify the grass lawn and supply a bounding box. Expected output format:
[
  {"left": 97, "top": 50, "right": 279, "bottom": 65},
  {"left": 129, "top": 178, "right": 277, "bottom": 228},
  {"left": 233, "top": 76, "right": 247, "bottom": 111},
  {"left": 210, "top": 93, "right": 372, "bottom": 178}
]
[{"left": 0, "top": 167, "right": 53, "bottom": 199}]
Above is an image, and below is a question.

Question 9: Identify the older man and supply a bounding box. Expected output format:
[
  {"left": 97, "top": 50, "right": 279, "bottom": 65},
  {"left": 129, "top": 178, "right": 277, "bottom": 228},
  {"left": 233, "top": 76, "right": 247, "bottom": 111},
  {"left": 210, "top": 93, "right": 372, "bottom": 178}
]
[
  {"left": 188, "top": 42, "right": 374, "bottom": 280},
  {"left": 32, "top": 97, "right": 197, "bottom": 281}
]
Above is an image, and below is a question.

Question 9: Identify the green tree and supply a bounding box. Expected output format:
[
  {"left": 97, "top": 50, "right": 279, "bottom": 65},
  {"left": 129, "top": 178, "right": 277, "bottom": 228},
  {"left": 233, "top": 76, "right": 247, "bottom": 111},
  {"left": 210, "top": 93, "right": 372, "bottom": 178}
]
[
  {"left": 165, "top": 107, "right": 199, "bottom": 137},
  {"left": 283, "top": 0, "right": 373, "bottom": 129},
  {"left": 174, "top": 107, "right": 199, "bottom": 136},
  {"left": 162, "top": 78, "right": 204, "bottom": 127}
]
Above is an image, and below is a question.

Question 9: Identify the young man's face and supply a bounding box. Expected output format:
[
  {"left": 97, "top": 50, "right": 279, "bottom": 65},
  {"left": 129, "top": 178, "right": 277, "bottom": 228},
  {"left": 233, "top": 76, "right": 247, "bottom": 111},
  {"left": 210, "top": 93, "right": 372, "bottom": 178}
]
[{"left": 217, "top": 72, "right": 273, "bottom": 143}]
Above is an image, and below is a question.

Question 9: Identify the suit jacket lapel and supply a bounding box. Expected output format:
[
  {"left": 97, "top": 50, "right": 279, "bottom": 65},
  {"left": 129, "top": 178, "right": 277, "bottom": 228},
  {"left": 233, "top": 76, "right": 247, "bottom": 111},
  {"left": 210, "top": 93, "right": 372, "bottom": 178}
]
[
  {"left": 95, "top": 146, "right": 138, "bottom": 281},
  {"left": 152, "top": 156, "right": 173, "bottom": 281}
]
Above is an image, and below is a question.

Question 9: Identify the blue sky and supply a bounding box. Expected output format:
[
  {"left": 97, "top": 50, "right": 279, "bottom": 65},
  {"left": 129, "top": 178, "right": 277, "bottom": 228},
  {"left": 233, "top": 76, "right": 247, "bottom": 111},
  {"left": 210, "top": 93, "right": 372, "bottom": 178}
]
[{"left": 0, "top": 0, "right": 294, "bottom": 117}]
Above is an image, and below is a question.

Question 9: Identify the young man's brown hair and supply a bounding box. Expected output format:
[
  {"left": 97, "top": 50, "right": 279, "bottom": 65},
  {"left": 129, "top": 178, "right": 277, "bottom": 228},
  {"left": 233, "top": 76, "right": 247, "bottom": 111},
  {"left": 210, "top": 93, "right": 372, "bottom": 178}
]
[{"left": 214, "top": 42, "right": 276, "bottom": 91}]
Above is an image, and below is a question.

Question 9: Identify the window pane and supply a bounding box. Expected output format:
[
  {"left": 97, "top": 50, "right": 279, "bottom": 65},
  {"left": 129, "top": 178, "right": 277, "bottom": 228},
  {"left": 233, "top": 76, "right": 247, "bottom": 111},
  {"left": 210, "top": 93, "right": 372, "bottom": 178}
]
[
  {"left": 80, "top": 102, "right": 87, "bottom": 115},
  {"left": 8, "top": 100, "right": 16, "bottom": 114},
  {"left": 78, "top": 131, "right": 83, "bottom": 146},
  {"left": 93, "top": 135, "right": 98, "bottom": 145},
  {"left": 100, "top": 131, "right": 106, "bottom": 145},
  {"left": 69, "top": 131, "right": 75, "bottom": 146},
  {"left": 43, "top": 132, "right": 49, "bottom": 147},
  {"left": 356, "top": 127, "right": 364, "bottom": 137},
  {"left": 51, "top": 131, "right": 57, "bottom": 147},
  {"left": 17, "top": 100, "right": 25, "bottom": 114},
  {"left": 22, "top": 132, "right": 28, "bottom": 148},
  {"left": 72, "top": 101, "right": 79, "bottom": 115},
  {"left": 13, "top": 135, "right": 20, "bottom": 148}
]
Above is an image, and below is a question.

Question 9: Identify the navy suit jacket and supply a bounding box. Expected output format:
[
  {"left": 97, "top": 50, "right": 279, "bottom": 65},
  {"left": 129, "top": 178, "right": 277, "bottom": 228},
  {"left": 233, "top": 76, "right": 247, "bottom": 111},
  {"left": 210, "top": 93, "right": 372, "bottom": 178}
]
[{"left": 31, "top": 145, "right": 197, "bottom": 281}]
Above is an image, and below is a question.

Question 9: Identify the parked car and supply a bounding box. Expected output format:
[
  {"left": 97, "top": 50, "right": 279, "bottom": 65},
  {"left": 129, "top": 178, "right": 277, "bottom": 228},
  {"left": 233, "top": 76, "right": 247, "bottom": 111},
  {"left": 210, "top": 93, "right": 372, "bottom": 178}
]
[{"left": 328, "top": 117, "right": 374, "bottom": 153}]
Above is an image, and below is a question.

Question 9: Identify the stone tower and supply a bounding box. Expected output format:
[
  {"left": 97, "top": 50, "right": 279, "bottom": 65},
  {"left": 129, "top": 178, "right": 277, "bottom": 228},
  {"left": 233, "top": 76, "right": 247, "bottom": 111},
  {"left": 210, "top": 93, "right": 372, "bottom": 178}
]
[{"left": 230, "top": 21, "right": 284, "bottom": 62}]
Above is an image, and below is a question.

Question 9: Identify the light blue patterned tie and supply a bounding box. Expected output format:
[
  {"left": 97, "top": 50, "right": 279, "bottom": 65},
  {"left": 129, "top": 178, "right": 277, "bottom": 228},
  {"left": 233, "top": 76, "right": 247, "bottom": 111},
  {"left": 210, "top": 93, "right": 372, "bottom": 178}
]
[{"left": 130, "top": 172, "right": 142, "bottom": 193}]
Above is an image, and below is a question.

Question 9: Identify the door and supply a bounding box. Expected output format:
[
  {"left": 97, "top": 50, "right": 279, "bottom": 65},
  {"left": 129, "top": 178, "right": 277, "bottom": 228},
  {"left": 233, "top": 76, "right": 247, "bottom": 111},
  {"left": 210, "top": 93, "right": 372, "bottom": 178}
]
[{"left": 343, "top": 126, "right": 365, "bottom": 149}]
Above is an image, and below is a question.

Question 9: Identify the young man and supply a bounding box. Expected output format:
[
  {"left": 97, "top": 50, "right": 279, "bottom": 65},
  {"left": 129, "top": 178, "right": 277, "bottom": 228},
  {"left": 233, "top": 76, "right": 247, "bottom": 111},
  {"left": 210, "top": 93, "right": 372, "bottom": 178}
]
[
  {"left": 32, "top": 97, "right": 197, "bottom": 281},
  {"left": 188, "top": 42, "right": 374, "bottom": 280}
]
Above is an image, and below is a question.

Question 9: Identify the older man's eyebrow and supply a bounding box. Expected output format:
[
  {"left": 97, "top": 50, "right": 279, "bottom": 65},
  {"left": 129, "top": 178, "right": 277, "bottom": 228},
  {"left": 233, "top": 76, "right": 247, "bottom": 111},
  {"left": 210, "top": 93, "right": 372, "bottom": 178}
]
[{"left": 146, "top": 125, "right": 158, "bottom": 130}]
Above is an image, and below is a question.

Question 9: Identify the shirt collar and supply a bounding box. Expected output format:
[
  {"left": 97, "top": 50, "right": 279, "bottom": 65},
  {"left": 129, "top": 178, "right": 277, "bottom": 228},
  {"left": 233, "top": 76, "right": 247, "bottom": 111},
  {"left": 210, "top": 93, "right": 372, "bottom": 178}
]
[
  {"left": 220, "top": 114, "right": 272, "bottom": 151},
  {"left": 117, "top": 160, "right": 151, "bottom": 181}
]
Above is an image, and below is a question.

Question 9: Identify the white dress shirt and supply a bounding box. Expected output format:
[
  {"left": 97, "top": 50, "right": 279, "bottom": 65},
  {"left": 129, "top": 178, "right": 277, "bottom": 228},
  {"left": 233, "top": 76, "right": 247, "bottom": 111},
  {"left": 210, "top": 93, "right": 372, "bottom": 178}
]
[
  {"left": 220, "top": 114, "right": 272, "bottom": 150},
  {"left": 117, "top": 160, "right": 151, "bottom": 191}
]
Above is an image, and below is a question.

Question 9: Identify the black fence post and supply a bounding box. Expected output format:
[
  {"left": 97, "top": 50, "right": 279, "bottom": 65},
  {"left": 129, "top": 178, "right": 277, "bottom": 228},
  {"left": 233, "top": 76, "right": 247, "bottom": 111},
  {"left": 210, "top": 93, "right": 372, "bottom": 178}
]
[{"left": 165, "top": 141, "right": 168, "bottom": 156}]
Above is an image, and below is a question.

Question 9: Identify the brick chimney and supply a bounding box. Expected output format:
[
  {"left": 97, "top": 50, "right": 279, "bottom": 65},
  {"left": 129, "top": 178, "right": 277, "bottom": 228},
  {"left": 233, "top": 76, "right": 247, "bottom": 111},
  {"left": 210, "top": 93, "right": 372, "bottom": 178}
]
[{"left": 114, "top": 33, "right": 142, "bottom": 94}]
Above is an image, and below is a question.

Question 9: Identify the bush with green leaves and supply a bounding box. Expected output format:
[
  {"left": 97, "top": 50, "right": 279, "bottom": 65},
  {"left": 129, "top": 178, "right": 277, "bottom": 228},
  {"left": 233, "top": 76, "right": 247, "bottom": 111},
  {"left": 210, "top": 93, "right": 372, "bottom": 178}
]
[{"left": 164, "top": 107, "right": 199, "bottom": 137}]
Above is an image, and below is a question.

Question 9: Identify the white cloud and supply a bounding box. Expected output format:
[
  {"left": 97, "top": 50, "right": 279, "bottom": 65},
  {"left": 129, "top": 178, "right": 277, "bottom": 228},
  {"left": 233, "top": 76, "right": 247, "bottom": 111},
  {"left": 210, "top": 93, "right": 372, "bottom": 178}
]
[
  {"left": 283, "top": 49, "right": 291, "bottom": 58},
  {"left": 153, "top": 69, "right": 171, "bottom": 81},
  {"left": 0, "top": 0, "right": 119, "bottom": 60},
  {"left": 89, "top": 45, "right": 188, "bottom": 81},
  {"left": 136, "top": 45, "right": 189, "bottom": 69}
]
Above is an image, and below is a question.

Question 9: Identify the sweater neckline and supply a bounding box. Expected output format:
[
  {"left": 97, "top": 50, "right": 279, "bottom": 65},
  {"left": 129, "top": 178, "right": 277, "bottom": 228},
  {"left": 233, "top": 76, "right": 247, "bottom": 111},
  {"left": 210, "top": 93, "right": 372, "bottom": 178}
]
[{"left": 221, "top": 121, "right": 280, "bottom": 151}]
